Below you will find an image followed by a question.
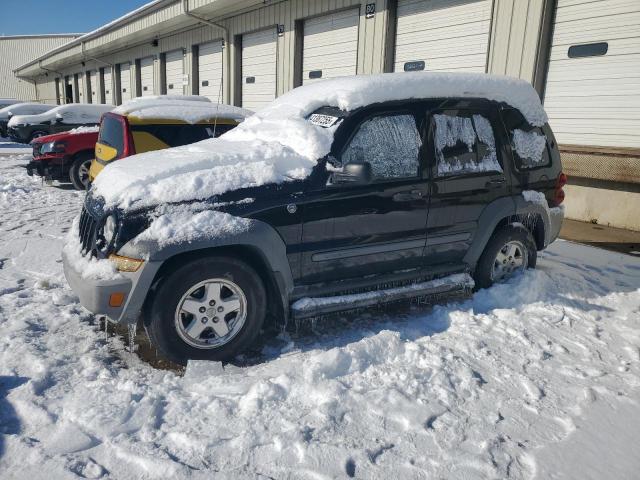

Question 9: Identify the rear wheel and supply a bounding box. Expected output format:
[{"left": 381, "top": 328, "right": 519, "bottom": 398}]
[
  {"left": 474, "top": 224, "right": 537, "bottom": 289},
  {"left": 69, "top": 152, "right": 93, "bottom": 190},
  {"left": 146, "top": 256, "right": 267, "bottom": 365}
]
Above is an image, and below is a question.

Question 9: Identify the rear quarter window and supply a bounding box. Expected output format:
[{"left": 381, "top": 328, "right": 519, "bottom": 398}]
[
  {"left": 500, "top": 108, "right": 551, "bottom": 170},
  {"left": 98, "top": 115, "right": 124, "bottom": 157}
]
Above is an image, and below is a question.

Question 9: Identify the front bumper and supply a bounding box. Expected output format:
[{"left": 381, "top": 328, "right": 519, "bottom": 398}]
[
  {"left": 62, "top": 248, "right": 162, "bottom": 324},
  {"left": 26, "top": 157, "right": 70, "bottom": 180},
  {"left": 62, "top": 249, "right": 134, "bottom": 321}
]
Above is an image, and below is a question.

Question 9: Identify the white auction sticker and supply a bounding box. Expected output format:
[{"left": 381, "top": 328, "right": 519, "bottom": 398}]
[{"left": 309, "top": 113, "right": 339, "bottom": 128}]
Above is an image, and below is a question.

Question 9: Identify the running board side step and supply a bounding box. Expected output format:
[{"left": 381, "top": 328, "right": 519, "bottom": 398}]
[{"left": 291, "top": 273, "right": 474, "bottom": 320}]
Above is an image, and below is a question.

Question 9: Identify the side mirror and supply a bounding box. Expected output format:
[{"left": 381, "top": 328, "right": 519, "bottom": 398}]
[
  {"left": 331, "top": 162, "right": 372, "bottom": 185},
  {"left": 55, "top": 116, "right": 64, "bottom": 124}
]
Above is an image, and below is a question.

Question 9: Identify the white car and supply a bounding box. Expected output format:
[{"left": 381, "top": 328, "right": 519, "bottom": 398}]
[
  {"left": 7, "top": 103, "right": 113, "bottom": 143},
  {"left": 0, "top": 102, "right": 56, "bottom": 137}
]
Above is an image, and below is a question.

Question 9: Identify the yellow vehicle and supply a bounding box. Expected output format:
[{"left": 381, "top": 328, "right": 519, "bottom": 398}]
[{"left": 90, "top": 97, "right": 252, "bottom": 181}]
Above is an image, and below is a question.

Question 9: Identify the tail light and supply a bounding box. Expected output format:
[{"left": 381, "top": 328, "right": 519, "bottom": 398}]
[{"left": 554, "top": 171, "right": 567, "bottom": 205}]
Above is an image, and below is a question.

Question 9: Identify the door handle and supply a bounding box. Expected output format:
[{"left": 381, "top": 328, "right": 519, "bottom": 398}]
[
  {"left": 485, "top": 178, "right": 506, "bottom": 189},
  {"left": 393, "top": 190, "right": 423, "bottom": 202}
]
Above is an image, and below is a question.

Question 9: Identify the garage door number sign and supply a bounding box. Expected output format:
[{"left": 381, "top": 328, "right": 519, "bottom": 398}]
[{"left": 365, "top": 3, "right": 375, "bottom": 18}]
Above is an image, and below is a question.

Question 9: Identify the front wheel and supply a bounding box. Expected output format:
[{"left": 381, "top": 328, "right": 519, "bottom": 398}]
[
  {"left": 146, "top": 256, "right": 267, "bottom": 365},
  {"left": 69, "top": 153, "right": 93, "bottom": 190},
  {"left": 473, "top": 224, "right": 537, "bottom": 289}
]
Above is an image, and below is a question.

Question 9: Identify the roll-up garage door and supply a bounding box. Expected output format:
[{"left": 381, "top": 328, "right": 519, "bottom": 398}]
[
  {"left": 119, "top": 63, "right": 132, "bottom": 104},
  {"left": 103, "top": 66, "right": 113, "bottom": 105},
  {"left": 302, "top": 9, "right": 359, "bottom": 85},
  {"left": 241, "top": 28, "right": 277, "bottom": 111},
  {"left": 164, "top": 49, "right": 184, "bottom": 94},
  {"left": 394, "top": 0, "right": 491, "bottom": 73},
  {"left": 139, "top": 56, "right": 155, "bottom": 96},
  {"left": 543, "top": 0, "right": 640, "bottom": 148},
  {"left": 89, "top": 70, "right": 98, "bottom": 103},
  {"left": 77, "top": 74, "right": 84, "bottom": 103},
  {"left": 198, "top": 40, "right": 223, "bottom": 102}
]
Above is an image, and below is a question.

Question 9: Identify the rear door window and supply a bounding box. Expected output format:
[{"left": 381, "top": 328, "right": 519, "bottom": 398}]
[
  {"left": 98, "top": 115, "right": 124, "bottom": 157},
  {"left": 432, "top": 112, "right": 501, "bottom": 177}
]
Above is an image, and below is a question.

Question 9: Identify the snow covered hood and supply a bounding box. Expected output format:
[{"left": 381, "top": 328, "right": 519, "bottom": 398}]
[
  {"left": 8, "top": 104, "right": 113, "bottom": 127},
  {"left": 92, "top": 72, "right": 547, "bottom": 211},
  {"left": 113, "top": 96, "right": 253, "bottom": 123}
]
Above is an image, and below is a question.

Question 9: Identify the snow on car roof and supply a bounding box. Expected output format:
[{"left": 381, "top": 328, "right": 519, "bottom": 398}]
[
  {"left": 8, "top": 104, "right": 113, "bottom": 127},
  {"left": 92, "top": 72, "right": 548, "bottom": 211},
  {"left": 114, "top": 97, "right": 253, "bottom": 123},
  {"left": 0, "top": 102, "right": 55, "bottom": 120}
]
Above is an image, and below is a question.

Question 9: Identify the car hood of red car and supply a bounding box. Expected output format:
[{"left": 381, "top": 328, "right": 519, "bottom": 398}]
[{"left": 31, "top": 130, "right": 99, "bottom": 145}]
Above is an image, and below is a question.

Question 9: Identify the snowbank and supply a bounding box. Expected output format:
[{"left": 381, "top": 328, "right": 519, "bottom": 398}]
[
  {"left": 8, "top": 104, "right": 112, "bottom": 127},
  {"left": 92, "top": 72, "right": 546, "bottom": 211}
]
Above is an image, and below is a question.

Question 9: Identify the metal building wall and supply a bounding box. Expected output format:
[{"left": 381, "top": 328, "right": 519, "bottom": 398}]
[
  {"left": 0, "top": 35, "right": 79, "bottom": 101},
  {"left": 487, "top": 0, "right": 547, "bottom": 85}
]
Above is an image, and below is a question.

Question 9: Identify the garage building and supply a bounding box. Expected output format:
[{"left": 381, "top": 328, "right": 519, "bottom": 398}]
[{"left": 11, "top": 0, "right": 640, "bottom": 232}]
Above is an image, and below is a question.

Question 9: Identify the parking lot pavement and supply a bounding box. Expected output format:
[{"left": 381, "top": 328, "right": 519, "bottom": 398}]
[{"left": 560, "top": 218, "right": 640, "bottom": 257}]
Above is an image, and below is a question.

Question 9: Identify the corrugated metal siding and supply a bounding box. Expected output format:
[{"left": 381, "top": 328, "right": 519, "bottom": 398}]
[
  {"left": 0, "top": 35, "right": 78, "bottom": 101},
  {"left": 487, "top": 0, "right": 546, "bottom": 83},
  {"left": 543, "top": 0, "right": 640, "bottom": 148}
]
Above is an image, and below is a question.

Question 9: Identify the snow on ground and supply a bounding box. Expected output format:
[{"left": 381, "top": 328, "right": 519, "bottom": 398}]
[
  {"left": 0, "top": 137, "right": 31, "bottom": 154},
  {"left": 0, "top": 154, "right": 639, "bottom": 479}
]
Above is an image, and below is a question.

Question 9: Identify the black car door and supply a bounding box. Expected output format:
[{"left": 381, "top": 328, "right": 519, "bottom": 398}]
[
  {"left": 296, "top": 106, "right": 430, "bottom": 286},
  {"left": 423, "top": 100, "right": 511, "bottom": 266}
]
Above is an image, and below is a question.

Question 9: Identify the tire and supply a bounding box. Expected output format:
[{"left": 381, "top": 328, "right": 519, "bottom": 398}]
[
  {"left": 28, "top": 131, "right": 48, "bottom": 143},
  {"left": 473, "top": 224, "right": 537, "bottom": 290},
  {"left": 69, "top": 152, "right": 94, "bottom": 190},
  {"left": 146, "top": 256, "right": 267, "bottom": 365}
]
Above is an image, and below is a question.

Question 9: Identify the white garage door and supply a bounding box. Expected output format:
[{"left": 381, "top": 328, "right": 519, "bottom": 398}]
[
  {"left": 198, "top": 40, "right": 223, "bottom": 102},
  {"left": 241, "top": 28, "right": 277, "bottom": 111},
  {"left": 543, "top": 0, "right": 640, "bottom": 148},
  {"left": 394, "top": 0, "right": 491, "bottom": 73},
  {"left": 119, "top": 63, "right": 132, "bottom": 103},
  {"left": 77, "top": 74, "right": 84, "bottom": 103},
  {"left": 140, "top": 56, "right": 155, "bottom": 96},
  {"left": 103, "top": 67, "right": 113, "bottom": 105},
  {"left": 165, "top": 49, "right": 184, "bottom": 94},
  {"left": 89, "top": 70, "right": 98, "bottom": 103},
  {"left": 303, "top": 9, "right": 359, "bottom": 85}
]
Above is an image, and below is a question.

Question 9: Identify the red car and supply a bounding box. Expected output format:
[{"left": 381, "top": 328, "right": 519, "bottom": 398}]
[{"left": 26, "top": 127, "right": 99, "bottom": 190}]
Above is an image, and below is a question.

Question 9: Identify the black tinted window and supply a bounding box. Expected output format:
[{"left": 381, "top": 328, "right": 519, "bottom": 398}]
[
  {"left": 568, "top": 42, "right": 608, "bottom": 58},
  {"left": 98, "top": 115, "right": 124, "bottom": 156},
  {"left": 130, "top": 123, "right": 234, "bottom": 148},
  {"left": 432, "top": 112, "right": 501, "bottom": 177},
  {"left": 500, "top": 108, "right": 551, "bottom": 170},
  {"left": 341, "top": 113, "right": 421, "bottom": 180}
]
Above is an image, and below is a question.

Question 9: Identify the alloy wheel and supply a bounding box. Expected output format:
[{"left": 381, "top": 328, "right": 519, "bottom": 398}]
[
  {"left": 491, "top": 240, "right": 527, "bottom": 281},
  {"left": 174, "top": 278, "right": 247, "bottom": 349}
]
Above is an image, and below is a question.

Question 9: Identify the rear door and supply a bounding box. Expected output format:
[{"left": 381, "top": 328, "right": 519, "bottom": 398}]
[
  {"left": 298, "top": 106, "right": 429, "bottom": 285},
  {"left": 424, "top": 101, "right": 511, "bottom": 265}
]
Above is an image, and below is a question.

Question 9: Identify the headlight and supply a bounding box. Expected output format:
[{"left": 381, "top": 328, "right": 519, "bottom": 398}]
[
  {"left": 103, "top": 214, "right": 117, "bottom": 245},
  {"left": 96, "top": 213, "right": 118, "bottom": 254},
  {"left": 41, "top": 141, "right": 66, "bottom": 153}
]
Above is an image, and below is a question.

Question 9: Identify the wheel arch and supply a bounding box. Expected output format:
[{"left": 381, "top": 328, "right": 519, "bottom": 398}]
[{"left": 143, "top": 244, "right": 288, "bottom": 330}]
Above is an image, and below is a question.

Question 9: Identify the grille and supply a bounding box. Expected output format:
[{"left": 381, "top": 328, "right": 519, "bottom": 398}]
[{"left": 78, "top": 205, "right": 98, "bottom": 255}]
